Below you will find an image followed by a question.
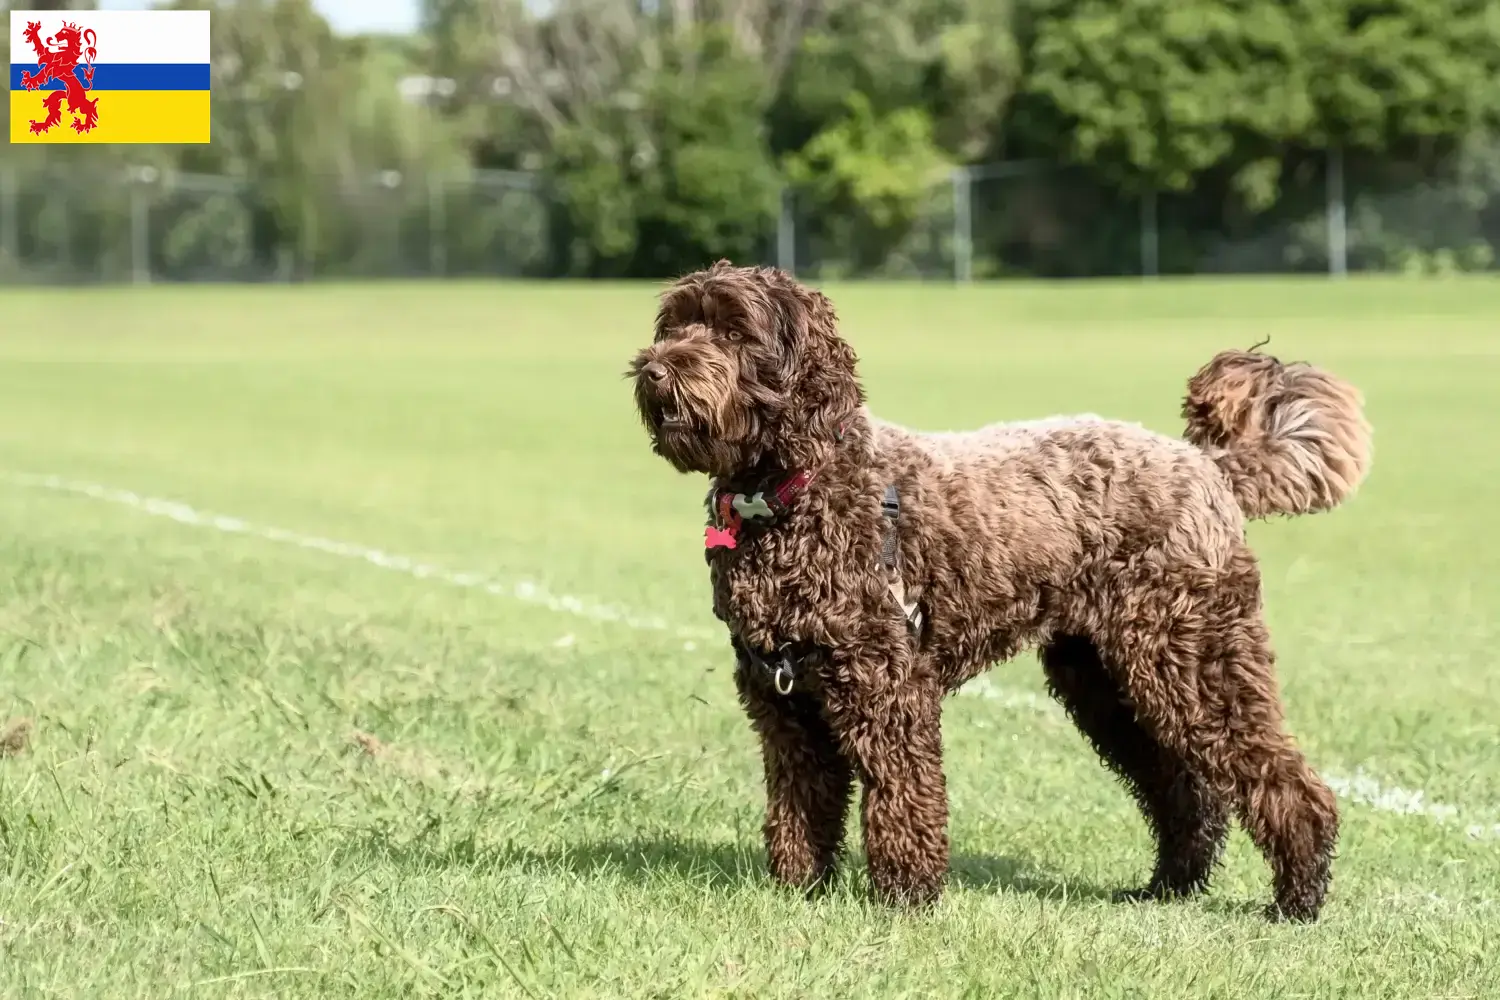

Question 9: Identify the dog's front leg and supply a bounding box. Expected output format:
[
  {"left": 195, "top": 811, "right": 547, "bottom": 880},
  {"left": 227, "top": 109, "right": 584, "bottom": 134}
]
[
  {"left": 733, "top": 649, "right": 853, "bottom": 890},
  {"left": 824, "top": 645, "right": 949, "bottom": 907}
]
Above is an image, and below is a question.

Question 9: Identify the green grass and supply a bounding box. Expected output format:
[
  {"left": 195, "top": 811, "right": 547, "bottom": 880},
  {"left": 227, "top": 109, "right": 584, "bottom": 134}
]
[{"left": 0, "top": 278, "right": 1497, "bottom": 998}]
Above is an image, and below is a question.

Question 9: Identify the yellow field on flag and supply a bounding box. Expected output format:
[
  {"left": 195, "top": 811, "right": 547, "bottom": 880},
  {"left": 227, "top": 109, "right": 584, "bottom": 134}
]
[{"left": 9, "top": 90, "right": 209, "bottom": 144}]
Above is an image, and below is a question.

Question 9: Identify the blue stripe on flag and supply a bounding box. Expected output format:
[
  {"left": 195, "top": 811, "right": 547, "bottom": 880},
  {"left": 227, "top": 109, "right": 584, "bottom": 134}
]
[{"left": 9, "top": 63, "right": 210, "bottom": 91}]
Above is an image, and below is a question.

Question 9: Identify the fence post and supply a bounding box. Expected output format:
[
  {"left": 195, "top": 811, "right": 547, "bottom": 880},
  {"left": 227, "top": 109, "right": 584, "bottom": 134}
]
[
  {"left": 777, "top": 187, "right": 795, "bottom": 275},
  {"left": 952, "top": 166, "right": 973, "bottom": 283},
  {"left": 1140, "top": 188, "right": 1159, "bottom": 278},
  {"left": 0, "top": 165, "right": 16, "bottom": 274},
  {"left": 429, "top": 173, "right": 447, "bottom": 277},
  {"left": 1327, "top": 146, "right": 1347, "bottom": 278},
  {"left": 129, "top": 165, "right": 156, "bottom": 285}
]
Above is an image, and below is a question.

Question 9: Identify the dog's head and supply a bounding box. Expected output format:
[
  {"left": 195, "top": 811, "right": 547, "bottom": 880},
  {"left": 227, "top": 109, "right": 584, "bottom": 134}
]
[{"left": 628, "top": 261, "right": 863, "bottom": 477}]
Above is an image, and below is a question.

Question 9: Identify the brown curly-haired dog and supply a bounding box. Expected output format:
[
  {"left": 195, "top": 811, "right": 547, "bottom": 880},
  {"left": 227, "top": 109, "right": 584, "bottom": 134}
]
[{"left": 629, "top": 261, "right": 1372, "bottom": 922}]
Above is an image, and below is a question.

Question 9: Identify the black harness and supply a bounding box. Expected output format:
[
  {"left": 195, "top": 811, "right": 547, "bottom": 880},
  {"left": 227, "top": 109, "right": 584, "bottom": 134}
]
[{"left": 743, "top": 482, "right": 921, "bottom": 695}]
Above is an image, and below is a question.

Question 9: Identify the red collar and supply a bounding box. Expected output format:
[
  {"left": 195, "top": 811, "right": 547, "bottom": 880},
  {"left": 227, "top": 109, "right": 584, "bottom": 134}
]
[
  {"left": 705, "top": 468, "right": 815, "bottom": 550},
  {"left": 703, "top": 420, "right": 850, "bottom": 550}
]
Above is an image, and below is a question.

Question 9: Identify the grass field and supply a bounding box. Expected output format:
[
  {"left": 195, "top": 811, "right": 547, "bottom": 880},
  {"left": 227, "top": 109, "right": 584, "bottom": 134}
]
[{"left": 0, "top": 278, "right": 1497, "bottom": 998}]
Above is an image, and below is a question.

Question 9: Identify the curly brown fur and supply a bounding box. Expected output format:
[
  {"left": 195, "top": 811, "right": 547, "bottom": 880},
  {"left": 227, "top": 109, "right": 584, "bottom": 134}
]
[
  {"left": 629, "top": 262, "right": 1369, "bottom": 922},
  {"left": 1042, "top": 636, "right": 1230, "bottom": 901},
  {"left": 1184, "top": 349, "right": 1372, "bottom": 518}
]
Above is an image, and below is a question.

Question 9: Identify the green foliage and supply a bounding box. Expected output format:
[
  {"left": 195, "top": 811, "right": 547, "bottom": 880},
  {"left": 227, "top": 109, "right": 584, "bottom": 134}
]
[
  {"left": 637, "top": 51, "right": 783, "bottom": 276},
  {"left": 787, "top": 95, "right": 951, "bottom": 230},
  {"left": 4, "top": 0, "right": 1500, "bottom": 278},
  {"left": 185, "top": 0, "right": 465, "bottom": 276},
  {"left": 786, "top": 94, "right": 953, "bottom": 275},
  {"left": 1304, "top": 0, "right": 1500, "bottom": 149},
  {"left": 1021, "top": 0, "right": 1316, "bottom": 193},
  {"left": 438, "top": 175, "right": 549, "bottom": 276},
  {"left": 2, "top": 0, "right": 468, "bottom": 280},
  {"left": 771, "top": 0, "right": 1022, "bottom": 162},
  {"left": 421, "top": 0, "right": 537, "bottom": 168},
  {"left": 1020, "top": 0, "right": 1500, "bottom": 196},
  {"left": 548, "top": 129, "right": 641, "bottom": 273},
  {"left": 544, "top": 33, "right": 782, "bottom": 277},
  {"left": 1333, "top": 138, "right": 1500, "bottom": 273},
  {"left": 932, "top": 0, "right": 1024, "bottom": 160}
]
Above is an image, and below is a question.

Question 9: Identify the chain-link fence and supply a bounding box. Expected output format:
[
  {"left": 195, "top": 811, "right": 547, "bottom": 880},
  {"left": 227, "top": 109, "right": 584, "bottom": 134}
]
[
  {"left": 0, "top": 163, "right": 549, "bottom": 284},
  {"left": 777, "top": 146, "right": 1500, "bottom": 281},
  {"left": 3, "top": 148, "right": 1498, "bottom": 284}
]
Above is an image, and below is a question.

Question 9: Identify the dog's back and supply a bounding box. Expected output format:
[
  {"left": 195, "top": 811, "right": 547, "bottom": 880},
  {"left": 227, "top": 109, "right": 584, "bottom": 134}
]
[{"left": 871, "top": 412, "right": 1247, "bottom": 582}]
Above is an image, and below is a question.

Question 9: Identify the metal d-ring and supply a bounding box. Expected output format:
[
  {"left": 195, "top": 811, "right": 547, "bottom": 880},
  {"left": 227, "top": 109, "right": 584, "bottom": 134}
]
[{"left": 772, "top": 646, "right": 796, "bottom": 695}]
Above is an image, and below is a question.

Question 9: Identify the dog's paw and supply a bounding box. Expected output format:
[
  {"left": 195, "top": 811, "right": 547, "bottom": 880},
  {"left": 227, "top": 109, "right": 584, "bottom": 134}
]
[
  {"left": 1263, "top": 900, "right": 1320, "bottom": 924},
  {"left": 1113, "top": 880, "right": 1201, "bottom": 904},
  {"left": 1113, "top": 885, "right": 1166, "bottom": 903},
  {"left": 871, "top": 878, "right": 944, "bottom": 910}
]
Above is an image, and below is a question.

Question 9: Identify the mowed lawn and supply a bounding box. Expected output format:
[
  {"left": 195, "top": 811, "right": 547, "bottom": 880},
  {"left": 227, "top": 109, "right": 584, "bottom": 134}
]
[{"left": 0, "top": 278, "right": 1497, "bottom": 998}]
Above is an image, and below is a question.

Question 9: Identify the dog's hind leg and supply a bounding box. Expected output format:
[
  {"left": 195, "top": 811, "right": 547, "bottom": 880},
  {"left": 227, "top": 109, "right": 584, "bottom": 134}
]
[
  {"left": 1041, "top": 635, "right": 1229, "bottom": 900},
  {"left": 734, "top": 646, "right": 853, "bottom": 891},
  {"left": 1099, "top": 574, "right": 1339, "bottom": 922},
  {"left": 1191, "top": 619, "right": 1338, "bottom": 923}
]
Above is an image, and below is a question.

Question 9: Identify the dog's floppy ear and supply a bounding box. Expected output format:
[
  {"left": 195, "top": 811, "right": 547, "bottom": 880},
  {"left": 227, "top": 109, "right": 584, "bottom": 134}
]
[{"left": 775, "top": 281, "right": 864, "bottom": 469}]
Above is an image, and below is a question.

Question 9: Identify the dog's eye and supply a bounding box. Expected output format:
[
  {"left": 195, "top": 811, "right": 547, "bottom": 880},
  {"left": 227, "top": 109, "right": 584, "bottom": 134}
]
[{"left": 724, "top": 329, "right": 743, "bottom": 342}]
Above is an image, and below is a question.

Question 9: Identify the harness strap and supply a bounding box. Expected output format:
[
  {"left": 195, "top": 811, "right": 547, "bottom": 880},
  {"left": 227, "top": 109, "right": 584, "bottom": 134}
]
[
  {"left": 744, "top": 480, "right": 923, "bottom": 697},
  {"left": 881, "top": 483, "right": 923, "bottom": 636},
  {"left": 742, "top": 643, "right": 797, "bottom": 695},
  {"left": 880, "top": 485, "right": 900, "bottom": 570}
]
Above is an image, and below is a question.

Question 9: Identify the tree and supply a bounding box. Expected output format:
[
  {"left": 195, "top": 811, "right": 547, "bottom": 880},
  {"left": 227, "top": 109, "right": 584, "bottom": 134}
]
[
  {"left": 784, "top": 93, "right": 952, "bottom": 276},
  {"left": 770, "top": 0, "right": 1019, "bottom": 276},
  {"left": 772, "top": 0, "right": 1020, "bottom": 162},
  {"left": 171, "top": 0, "right": 462, "bottom": 276},
  {"left": 1017, "top": 0, "right": 1500, "bottom": 202},
  {"left": 435, "top": 0, "right": 805, "bottom": 275}
]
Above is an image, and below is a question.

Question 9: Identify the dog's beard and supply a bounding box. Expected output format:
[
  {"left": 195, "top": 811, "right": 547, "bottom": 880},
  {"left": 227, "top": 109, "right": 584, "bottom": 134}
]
[{"left": 633, "top": 352, "right": 762, "bottom": 477}]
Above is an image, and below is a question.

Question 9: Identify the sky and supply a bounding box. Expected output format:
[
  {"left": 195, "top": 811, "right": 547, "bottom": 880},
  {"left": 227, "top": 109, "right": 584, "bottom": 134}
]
[{"left": 96, "top": 0, "right": 421, "bottom": 36}]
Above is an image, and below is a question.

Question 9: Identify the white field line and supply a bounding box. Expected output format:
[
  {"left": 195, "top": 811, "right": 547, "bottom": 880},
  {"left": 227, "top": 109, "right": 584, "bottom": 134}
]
[
  {"left": 960, "top": 677, "right": 1500, "bottom": 842},
  {"left": 4, "top": 472, "right": 715, "bottom": 644},
  {"left": 8, "top": 471, "right": 1498, "bottom": 843}
]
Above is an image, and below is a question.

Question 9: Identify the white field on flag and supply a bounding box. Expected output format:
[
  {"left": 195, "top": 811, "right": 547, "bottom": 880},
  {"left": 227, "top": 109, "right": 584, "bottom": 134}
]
[{"left": 9, "top": 10, "right": 209, "bottom": 66}]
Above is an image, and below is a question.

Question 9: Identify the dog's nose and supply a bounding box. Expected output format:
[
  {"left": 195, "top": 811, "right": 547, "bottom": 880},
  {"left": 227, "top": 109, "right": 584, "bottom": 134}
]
[{"left": 642, "top": 361, "right": 668, "bottom": 384}]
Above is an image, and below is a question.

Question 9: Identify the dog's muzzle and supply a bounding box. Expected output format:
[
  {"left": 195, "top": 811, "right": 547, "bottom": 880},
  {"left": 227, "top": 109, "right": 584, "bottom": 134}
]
[{"left": 635, "top": 360, "right": 687, "bottom": 430}]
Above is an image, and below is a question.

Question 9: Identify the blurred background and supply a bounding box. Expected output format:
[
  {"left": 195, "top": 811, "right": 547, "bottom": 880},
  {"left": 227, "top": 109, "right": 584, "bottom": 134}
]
[{"left": 3, "top": 0, "right": 1499, "bottom": 284}]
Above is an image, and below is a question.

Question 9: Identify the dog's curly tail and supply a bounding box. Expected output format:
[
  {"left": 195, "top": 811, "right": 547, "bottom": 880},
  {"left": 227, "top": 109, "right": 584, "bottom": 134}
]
[{"left": 1182, "top": 349, "right": 1372, "bottom": 519}]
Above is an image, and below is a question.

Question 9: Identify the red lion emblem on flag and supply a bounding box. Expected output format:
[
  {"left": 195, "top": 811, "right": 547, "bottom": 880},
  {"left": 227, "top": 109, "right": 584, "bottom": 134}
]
[{"left": 19, "top": 19, "right": 100, "bottom": 135}]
